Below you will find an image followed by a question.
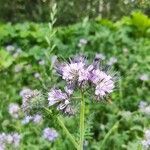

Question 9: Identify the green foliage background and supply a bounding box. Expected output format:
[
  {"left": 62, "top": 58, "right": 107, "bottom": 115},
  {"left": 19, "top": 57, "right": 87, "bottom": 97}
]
[{"left": 0, "top": 0, "right": 150, "bottom": 24}]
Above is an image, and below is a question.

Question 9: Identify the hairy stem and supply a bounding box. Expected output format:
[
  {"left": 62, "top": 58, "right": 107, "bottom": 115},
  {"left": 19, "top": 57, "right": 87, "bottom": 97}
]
[
  {"left": 100, "top": 121, "right": 119, "bottom": 149},
  {"left": 79, "top": 91, "right": 85, "bottom": 150},
  {"left": 44, "top": 107, "right": 78, "bottom": 149},
  {"left": 57, "top": 116, "right": 79, "bottom": 149}
]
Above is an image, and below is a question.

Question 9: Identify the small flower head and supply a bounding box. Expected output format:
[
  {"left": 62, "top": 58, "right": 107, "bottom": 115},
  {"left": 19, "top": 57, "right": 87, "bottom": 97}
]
[
  {"left": 0, "top": 133, "right": 21, "bottom": 149},
  {"left": 139, "top": 101, "right": 148, "bottom": 109},
  {"left": 10, "top": 133, "right": 21, "bottom": 147},
  {"left": 20, "top": 88, "right": 45, "bottom": 114},
  {"left": 8, "top": 103, "right": 20, "bottom": 119},
  {"left": 48, "top": 88, "right": 75, "bottom": 115},
  {"left": 43, "top": 128, "right": 58, "bottom": 142},
  {"left": 139, "top": 101, "right": 150, "bottom": 115},
  {"left": 62, "top": 62, "right": 85, "bottom": 81},
  {"left": 21, "top": 114, "right": 43, "bottom": 124},
  {"left": 21, "top": 116, "right": 33, "bottom": 125},
  {"left": 140, "top": 74, "right": 149, "bottom": 81},
  {"left": 142, "top": 129, "right": 150, "bottom": 149},
  {"left": 90, "top": 69, "right": 115, "bottom": 98},
  {"left": 48, "top": 88, "right": 68, "bottom": 106},
  {"left": 32, "top": 114, "right": 43, "bottom": 124},
  {"left": 56, "top": 56, "right": 89, "bottom": 85},
  {"left": 0, "top": 133, "right": 6, "bottom": 145}
]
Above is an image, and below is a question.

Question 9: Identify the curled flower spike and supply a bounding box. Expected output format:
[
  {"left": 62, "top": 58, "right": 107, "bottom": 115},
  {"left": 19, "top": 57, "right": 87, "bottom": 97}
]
[
  {"left": 20, "top": 88, "right": 45, "bottom": 114},
  {"left": 48, "top": 88, "right": 75, "bottom": 115},
  {"left": 48, "top": 88, "right": 68, "bottom": 106},
  {"left": 90, "top": 69, "right": 115, "bottom": 98}
]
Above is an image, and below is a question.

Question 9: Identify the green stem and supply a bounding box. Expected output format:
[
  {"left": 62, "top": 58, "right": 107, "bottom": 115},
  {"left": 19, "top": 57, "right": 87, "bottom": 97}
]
[
  {"left": 79, "top": 91, "right": 85, "bottom": 150},
  {"left": 100, "top": 121, "right": 119, "bottom": 150},
  {"left": 57, "top": 116, "right": 79, "bottom": 149},
  {"left": 44, "top": 107, "right": 78, "bottom": 149}
]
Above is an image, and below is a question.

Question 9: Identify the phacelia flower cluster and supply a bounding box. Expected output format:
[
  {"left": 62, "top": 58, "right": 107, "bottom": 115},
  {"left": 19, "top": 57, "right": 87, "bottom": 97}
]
[
  {"left": 48, "top": 88, "right": 75, "bottom": 115},
  {"left": 142, "top": 129, "right": 150, "bottom": 149},
  {"left": 48, "top": 55, "right": 116, "bottom": 114},
  {"left": 20, "top": 88, "right": 45, "bottom": 114},
  {"left": 56, "top": 55, "right": 116, "bottom": 97},
  {"left": 0, "top": 132, "right": 21, "bottom": 150},
  {"left": 43, "top": 128, "right": 58, "bottom": 142}
]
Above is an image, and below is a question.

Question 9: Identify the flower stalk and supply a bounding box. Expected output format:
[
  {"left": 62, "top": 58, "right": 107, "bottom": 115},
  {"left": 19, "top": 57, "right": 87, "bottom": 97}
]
[
  {"left": 44, "top": 107, "right": 78, "bottom": 149},
  {"left": 79, "top": 91, "right": 85, "bottom": 150},
  {"left": 57, "top": 116, "right": 79, "bottom": 149}
]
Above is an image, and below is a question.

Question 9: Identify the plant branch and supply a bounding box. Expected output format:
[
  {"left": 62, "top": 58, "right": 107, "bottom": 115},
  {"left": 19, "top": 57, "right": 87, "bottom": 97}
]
[{"left": 44, "top": 107, "right": 78, "bottom": 149}]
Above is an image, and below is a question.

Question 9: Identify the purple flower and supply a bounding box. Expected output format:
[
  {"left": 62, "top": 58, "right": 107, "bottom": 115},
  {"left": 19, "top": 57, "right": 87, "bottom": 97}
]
[
  {"left": 90, "top": 69, "right": 115, "bottom": 98},
  {"left": 0, "top": 144, "right": 5, "bottom": 150},
  {"left": 62, "top": 62, "right": 85, "bottom": 81},
  {"left": 0, "top": 133, "right": 6, "bottom": 145},
  {"left": 43, "top": 128, "right": 58, "bottom": 142},
  {"left": 139, "top": 101, "right": 148, "bottom": 109},
  {"left": 142, "top": 130, "right": 150, "bottom": 149},
  {"left": 32, "top": 114, "right": 43, "bottom": 123},
  {"left": 8, "top": 103, "right": 20, "bottom": 119},
  {"left": 21, "top": 114, "right": 43, "bottom": 124},
  {"left": 11, "top": 133, "right": 21, "bottom": 147},
  {"left": 54, "top": 55, "right": 116, "bottom": 100},
  {"left": 48, "top": 88, "right": 68, "bottom": 106},
  {"left": 48, "top": 88, "right": 75, "bottom": 115},
  {"left": 21, "top": 116, "right": 33, "bottom": 125},
  {"left": 0, "top": 133, "right": 21, "bottom": 149},
  {"left": 19, "top": 88, "right": 34, "bottom": 99},
  {"left": 56, "top": 56, "right": 90, "bottom": 84}
]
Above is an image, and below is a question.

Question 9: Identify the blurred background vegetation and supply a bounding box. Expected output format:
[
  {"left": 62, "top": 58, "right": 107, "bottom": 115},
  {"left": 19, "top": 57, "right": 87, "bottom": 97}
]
[{"left": 0, "top": 0, "right": 150, "bottom": 25}]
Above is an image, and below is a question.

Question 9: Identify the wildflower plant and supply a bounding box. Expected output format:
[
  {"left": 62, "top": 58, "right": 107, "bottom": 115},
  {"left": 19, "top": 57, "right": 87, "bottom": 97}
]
[
  {"left": 18, "top": 3, "right": 118, "bottom": 150},
  {"left": 45, "top": 54, "right": 117, "bottom": 150},
  {"left": 21, "top": 55, "right": 117, "bottom": 149}
]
